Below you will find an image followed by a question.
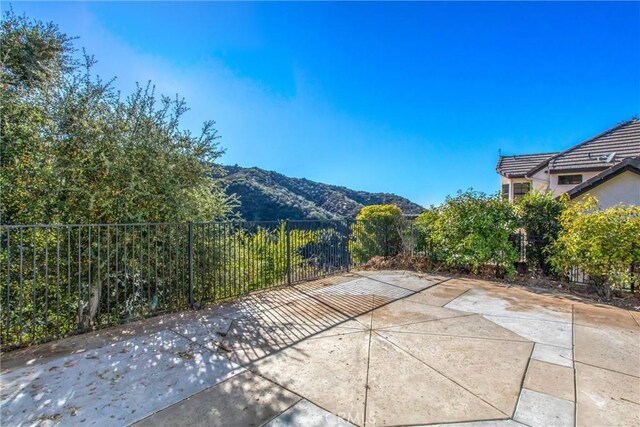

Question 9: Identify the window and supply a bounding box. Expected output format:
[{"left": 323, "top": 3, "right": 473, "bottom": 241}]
[
  {"left": 513, "top": 182, "right": 530, "bottom": 200},
  {"left": 501, "top": 184, "right": 510, "bottom": 200},
  {"left": 558, "top": 174, "right": 583, "bottom": 185}
]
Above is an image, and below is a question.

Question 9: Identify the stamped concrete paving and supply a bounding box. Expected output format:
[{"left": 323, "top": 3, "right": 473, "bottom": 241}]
[{"left": 1, "top": 271, "right": 638, "bottom": 427}]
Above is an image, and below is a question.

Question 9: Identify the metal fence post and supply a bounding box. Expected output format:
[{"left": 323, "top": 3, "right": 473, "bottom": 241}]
[
  {"left": 384, "top": 221, "right": 390, "bottom": 257},
  {"left": 346, "top": 221, "right": 351, "bottom": 272},
  {"left": 286, "top": 220, "right": 292, "bottom": 285},
  {"left": 410, "top": 221, "right": 415, "bottom": 257},
  {"left": 188, "top": 222, "right": 194, "bottom": 308}
]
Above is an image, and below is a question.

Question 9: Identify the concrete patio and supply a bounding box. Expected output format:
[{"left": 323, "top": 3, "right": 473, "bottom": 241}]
[{"left": 1, "top": 271, "right": 638, "bottom": 427}]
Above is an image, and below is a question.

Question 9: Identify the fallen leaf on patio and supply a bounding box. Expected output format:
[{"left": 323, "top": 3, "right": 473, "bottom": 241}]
[
  {"left": 216, "top": 343, "right": 231, "bottom": 352},
  {"left": 177, "top": 351, "right": 194, "bottom": 359}
]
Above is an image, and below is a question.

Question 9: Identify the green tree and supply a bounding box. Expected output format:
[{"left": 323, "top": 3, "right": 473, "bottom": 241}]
[
  {"left": 1, "top": 10, "right": 236, "bottom": 225},
  {"left": 549, "top": 197, "right": 640, "bottom": 299},
  {"left": 414, "top": 206, "right": 440, "bottom": 255},
  {"left": 351, "top": 204, "right": 404, "bottom": 263},
  {"left": 0, "top": 11, "right": 71, "bottom": 224},
  {"left": 0, "top": 11, "right": 237, "bottom": 347},
  {"left": 515, "top": 191, "right": 566, "bottom": 275}
]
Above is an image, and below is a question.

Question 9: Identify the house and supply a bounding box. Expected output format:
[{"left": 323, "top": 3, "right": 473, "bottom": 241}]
[{"left": 496, "top": 118, "right": 640, "bottom": 207}]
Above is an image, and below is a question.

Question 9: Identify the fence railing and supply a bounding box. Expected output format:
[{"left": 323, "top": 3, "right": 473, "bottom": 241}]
[
  {"left": 3, "top": 219, "right": 631, "bottom": 350},
  {"left": 510, "top": 230, "right": 639, "bottom": 291},
  {"left": 0, "top": 220, "right": 398, "bottom": 350}
]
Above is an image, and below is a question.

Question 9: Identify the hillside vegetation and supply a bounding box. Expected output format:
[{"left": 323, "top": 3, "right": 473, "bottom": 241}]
[{"left": 218, "top": 166, "right": 424, "bottom": 221}]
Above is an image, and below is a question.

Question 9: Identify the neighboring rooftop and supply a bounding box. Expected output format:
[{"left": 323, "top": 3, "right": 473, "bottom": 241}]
[
  {"left": 532, "top": 118, "right": 640, "bottom": 175},
  {"left": 498, "top": 118, "right": 640, "bottom": 178},
  {"left": 496, "top": 152, "right": 558, "bottom": 178}
]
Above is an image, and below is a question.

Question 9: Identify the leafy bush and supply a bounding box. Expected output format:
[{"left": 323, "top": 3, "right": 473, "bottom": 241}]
[
  {"left": 549, "top": 197, "right": 640, "bottom": 298},
  {"left": 351, "top": 205, "right": 405, "bottom": 263},
  {"left": 515, "top": 191, "right": 566, "bottom": 275},
  {"left": 415, "top": 190, "right": 518, "bottom": 276}
]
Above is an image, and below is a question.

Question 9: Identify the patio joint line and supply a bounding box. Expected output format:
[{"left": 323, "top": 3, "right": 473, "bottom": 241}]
[
  {"left": 371, "top": 330, "right": 510, "bottom": 418},
  {"left": 130, "top": 368, "right": 269, "bottom": 426},
  {"left": 441, "top": 286, "right": 474, "bottom": 306},
  {"left": 246, "top": 368, "right": 359, "bottom": 427},
  {"left": 573, "top": 320, "right": 640, "bottom": 331},
  {"left": 363, "top": 294, "right": 375, "bottom": 427},
  {"left": 573, "top": 360, "right": 640, "bottom": 379},
  {"left": 620, "top": 397, "right": 640, "bottom": 406},
  {"left": 375, "top": 329, "right": 531, "bottom": 344},
  {"left": 572, "top": 304, "right": 578, "bottom": 427},
  {"left": 379, "top": 415, "right": 522, "bottom": 427},
  {"left": 630, "top": 311, "right": 640, "bottom": 328},
  {"left": 480, "top": 313, "right": 573, "bottom": 325},
  {"left": 351, "top": 272, "right": 451, "bottom": 295},
  {"left": 374, "top": 313, "right": 477, "bottom": 331},
  {"left": 256, "top": 398, "right": 302, "bottom": 427},
  {"left": 511, "top": 339, "right": 536, "bottom": 419},
  {"left": 395, "top": 292, "right": 469, "bottom": 309}
]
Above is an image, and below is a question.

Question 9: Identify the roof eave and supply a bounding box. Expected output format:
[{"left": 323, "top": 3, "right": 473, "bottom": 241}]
[
  {"left": 525, "top": 159, "right": 551, "bottom": 177},
  {"left": 550, "top": 166, "right": 612, "bottom": 174},
  {"left": 497, "top": 171, "right": 528, "bottom": 179}
]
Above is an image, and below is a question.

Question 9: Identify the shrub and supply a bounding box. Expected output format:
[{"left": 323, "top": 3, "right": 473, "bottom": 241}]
[
  {"left": 416, "top": 190, "right": 518, "bottom": 276},
  {"left": 515, "top": 191, "right": 566, "bottom": 275},
  {"left": 351, "top": 205, "right": 404, "bottom": 263},
  {"left": 549, "top": 197, "right": 640, "bottom": 298},
  {"left": 414, "top": 206, "right": 440, "bottom": 255}
]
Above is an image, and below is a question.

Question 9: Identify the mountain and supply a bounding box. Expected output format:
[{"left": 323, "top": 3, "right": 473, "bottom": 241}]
[{"left": 217, "top": 165, "right": 424, "bottom": 221}]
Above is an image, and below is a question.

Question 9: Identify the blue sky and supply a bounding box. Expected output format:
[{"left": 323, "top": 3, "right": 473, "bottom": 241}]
[{"left": 9, "top": 2, "right": 640, "bottom": 207}]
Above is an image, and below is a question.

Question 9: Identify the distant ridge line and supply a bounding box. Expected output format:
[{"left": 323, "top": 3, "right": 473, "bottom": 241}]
[{"left": 215, "top": 165, "right": 425, "bottom": 221}]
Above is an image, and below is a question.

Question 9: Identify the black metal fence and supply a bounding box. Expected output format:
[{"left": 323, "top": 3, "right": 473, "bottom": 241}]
[
  {"left": 4, "top": 219, "right": 631, "bottom": 350},
  {"left": 511, "top": 230, "right": 586, "bottom": 281},
  {"left": 511, "top": 230, "right": 639, "bottom": 291},
  {"left": 0, "top": 220, "right": 399, "bottom": 350}
]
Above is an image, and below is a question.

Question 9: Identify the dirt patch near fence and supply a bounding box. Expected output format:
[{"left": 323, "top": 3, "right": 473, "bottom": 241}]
[{"left": 363, "top": 255, "right": 640, "bottom": 311}]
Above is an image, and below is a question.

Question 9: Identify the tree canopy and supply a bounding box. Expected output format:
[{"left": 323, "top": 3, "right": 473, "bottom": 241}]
[{"left": 1, "top": 10, "right": 236, "bottom": 224}]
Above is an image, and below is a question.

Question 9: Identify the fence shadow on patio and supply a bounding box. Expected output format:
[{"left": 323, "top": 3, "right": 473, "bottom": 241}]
[{"left": 217, "top": 272, "right": 447, "bottom": 367}]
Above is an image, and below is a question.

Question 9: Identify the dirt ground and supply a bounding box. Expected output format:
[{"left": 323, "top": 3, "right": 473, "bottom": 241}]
[{"left": 363, "top": 255, "right": 640, "bottom": 311}]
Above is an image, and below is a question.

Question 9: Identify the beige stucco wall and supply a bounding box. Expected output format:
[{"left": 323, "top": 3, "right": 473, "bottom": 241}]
[
  {"left": 549, "top": 171, "right": 601, "bottom": 198},
  {"left": 499, "top": 168, "right": 638, "bottom": 205},
  {"left": 573, "top": 171, "right": 640, "bottom": 208},
  {"left": 528, "top": 168, "right": 550, "bottom": 192}
]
